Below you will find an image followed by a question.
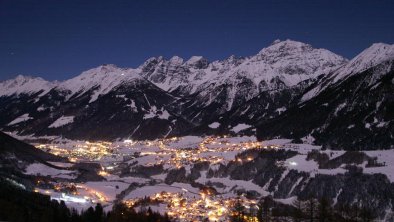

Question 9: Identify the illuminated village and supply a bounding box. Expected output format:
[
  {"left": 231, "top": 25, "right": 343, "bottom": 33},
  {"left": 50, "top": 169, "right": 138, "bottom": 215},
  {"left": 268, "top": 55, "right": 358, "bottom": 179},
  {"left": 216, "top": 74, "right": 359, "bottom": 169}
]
[
  {"left": 29, "top": 136, "right": 280, "bottom": 221},
  {"left": 24, "top": 134, "right": 394, "bottom": 221}
]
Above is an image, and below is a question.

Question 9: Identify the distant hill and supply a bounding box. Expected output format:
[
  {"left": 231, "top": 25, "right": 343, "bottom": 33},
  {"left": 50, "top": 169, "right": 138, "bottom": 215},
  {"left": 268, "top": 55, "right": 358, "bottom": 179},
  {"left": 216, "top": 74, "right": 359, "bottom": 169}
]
[{"left": 0, "top": 131, "right": 65, "bottom": 163}]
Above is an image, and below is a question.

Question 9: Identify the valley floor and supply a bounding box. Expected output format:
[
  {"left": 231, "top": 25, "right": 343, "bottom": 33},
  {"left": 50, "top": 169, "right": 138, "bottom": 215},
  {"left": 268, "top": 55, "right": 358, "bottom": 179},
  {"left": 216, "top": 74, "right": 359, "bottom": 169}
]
[{"left": 6, "top": 132, "right": 394, "bottom": 221}]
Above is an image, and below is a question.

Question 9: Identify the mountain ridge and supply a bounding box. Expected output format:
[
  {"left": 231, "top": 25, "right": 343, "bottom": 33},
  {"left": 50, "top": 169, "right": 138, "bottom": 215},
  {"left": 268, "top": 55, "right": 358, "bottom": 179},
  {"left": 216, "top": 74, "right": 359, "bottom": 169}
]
[{"left": 1, "top": 39, "right": 393, "bottom": 149}]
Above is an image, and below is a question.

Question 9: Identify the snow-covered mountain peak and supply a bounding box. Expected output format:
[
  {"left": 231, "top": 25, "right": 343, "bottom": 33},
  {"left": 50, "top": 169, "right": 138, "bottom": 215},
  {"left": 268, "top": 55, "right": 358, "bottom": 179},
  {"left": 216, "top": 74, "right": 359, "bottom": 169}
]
[
  {"left": 349, "top": 42, "right": 394, "bottom": 68},
  {"left": 258, "top": 39, "right": 313, "bottom": 55},
  {"left": 332, "top": 42, "right": 394, "bottom": 82},
  {"left": 185, "top": 56, "right": 209, "bottom": 69},
  {"left": 97, "top": 63, "right": 119, "bottom": 70},
  {"left": 233, "top": 40, "right": 348, "bottom": 87},
  {"left": 254, "top": 39, "right": 347, "bottom": 67},
  {"left": 69, "top": 64, "right": 131, "bottom": 81},
  {"left": 209, "top": 55, "right": 245, "bottom": 69},
  {"left": 138, "top": 40, "right": 347, "bottom": 99},
  {"left": 270, "top": 39, "right": 282, "bottom": 45},
  {"left": 13, "top": 74, "right": 34, "bottom": 81},
  {"left": 138, "top": 56, "right": 165, "bottom": 71},
  {"left": 0, "top": 75, "right": 56, "bottom": 97},
  {"left": 301, "top": 42, "right": 394, "bottom": 102},
  {"left": 169, "top": 56, "right": 184, "bottom": 65},
  {"left": 57, "top": 65, "right": 141, "bottom": 102},
  {"left": 224, "top": 55, "right": 245, "bottom": 65},
  {"left": 143, "top": 56, "right": 162, "bottom": 64},
  {"left": 13, "top": 74, "right": 45, "bottom": 82},
  {"left": 175, "top": 40, "right": 348, "bottom": 112}
]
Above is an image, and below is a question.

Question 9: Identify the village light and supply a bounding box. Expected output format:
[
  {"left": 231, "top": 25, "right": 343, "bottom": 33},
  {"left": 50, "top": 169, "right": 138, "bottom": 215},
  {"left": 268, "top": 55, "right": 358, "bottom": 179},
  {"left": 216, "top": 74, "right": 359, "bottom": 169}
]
[
  {"left": 289, "top": 161, "right": 298, "bottom": 166},
  {"left": 124, "top": 139, "right": 133, "bottom": 143},
  {"left": 98, "top": 171, "right": 108, "bottom": 176}
]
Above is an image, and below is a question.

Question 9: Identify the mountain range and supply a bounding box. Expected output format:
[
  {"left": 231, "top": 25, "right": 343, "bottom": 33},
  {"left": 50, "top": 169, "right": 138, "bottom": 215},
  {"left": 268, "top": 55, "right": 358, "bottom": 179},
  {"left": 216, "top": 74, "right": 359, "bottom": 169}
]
[{"left": 1, "top": 39, "right": 393, "bottom": 150}]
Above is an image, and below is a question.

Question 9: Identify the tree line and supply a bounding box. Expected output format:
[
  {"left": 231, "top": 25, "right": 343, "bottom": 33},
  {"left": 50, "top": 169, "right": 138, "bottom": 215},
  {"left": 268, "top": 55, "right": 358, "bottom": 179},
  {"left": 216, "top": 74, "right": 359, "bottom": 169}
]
[
  {"left": 0, "top": 178, "right": 170, "bottom": 222},
  {"left": 230, "top": 195, "right": 377, "bottom": 222},
  {"left": 0, "top": 177, "right": 378, "bottom": 222}
]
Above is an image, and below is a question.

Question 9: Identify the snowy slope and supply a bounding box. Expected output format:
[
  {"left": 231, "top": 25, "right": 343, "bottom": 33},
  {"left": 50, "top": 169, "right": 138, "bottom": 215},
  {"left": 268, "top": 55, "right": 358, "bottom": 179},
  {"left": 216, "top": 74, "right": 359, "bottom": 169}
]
[
  {"left": 142, "top": 39, "right": 347, "bottom": 100},
  {"left": 199, "top": 39, "right": 347, "bottom": 109},
  {"left": 48, "top": 116, "right": 75, "bottom": 128},
  {"left": 333, "top": 43, "right": 394, "bottom": 82},
  {"left": 167, "top": 39, "right": 348, "bottom": 127},
  {"left": 257, "top": 42, "right": 394, "bottom": 150},
  {"left": 139, "top": 55, "right": 243, "bottom": 95},
  {"left": 56, "top": 64, "right": 142, "bottom": 102},
  {"left": 0, "top": 64, "right": 194, "bottom": 140},
  {"left": 1, "top": 39, "right": 393, "bottom": 147},
  {"left": 244, "top": 39, "right": 347, "bottom": 85},
  {"left": 0, "top": 39, "right": 349, "bottom": 141},
  {"left": 201, "top": 39, "right": 347, "bottom": 104},
  {"left": 301, "top": 42, "right": 394, "bottom": 102},
  {"left": 7, "top": 113, "right": 33, "bottom": 126},
  {"left": 0, "top": 75, "right": 56, "bottom": 97}
]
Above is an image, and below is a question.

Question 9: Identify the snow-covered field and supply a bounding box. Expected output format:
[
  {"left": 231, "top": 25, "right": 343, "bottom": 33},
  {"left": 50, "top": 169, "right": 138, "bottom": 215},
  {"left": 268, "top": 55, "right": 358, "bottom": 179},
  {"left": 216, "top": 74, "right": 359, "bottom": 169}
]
[
  {"left": 25, "top": 163, "right": 77, "bottom": 179},
  {"left": 7, "top": 113, "right": 33, "bottom": 126},
  {"left": 48, "top": 116, "right": 75, "bottom": 128}
]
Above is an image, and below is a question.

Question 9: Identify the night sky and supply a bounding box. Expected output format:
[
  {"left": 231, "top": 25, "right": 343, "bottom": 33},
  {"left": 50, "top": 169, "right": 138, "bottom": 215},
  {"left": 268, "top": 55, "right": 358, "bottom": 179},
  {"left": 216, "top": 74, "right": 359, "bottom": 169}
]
[{"left": 1, "top": 0, "right": 393, "bottom": 81}]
